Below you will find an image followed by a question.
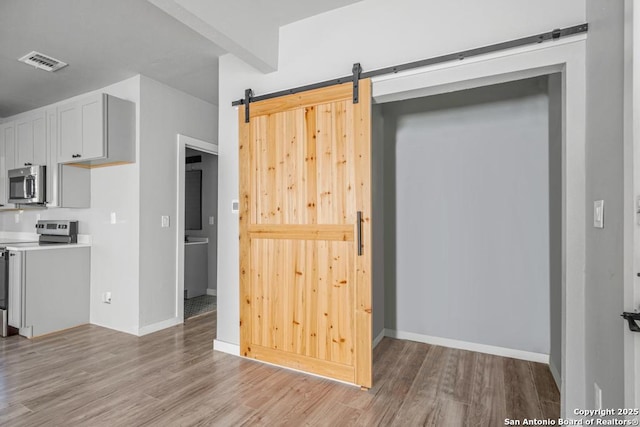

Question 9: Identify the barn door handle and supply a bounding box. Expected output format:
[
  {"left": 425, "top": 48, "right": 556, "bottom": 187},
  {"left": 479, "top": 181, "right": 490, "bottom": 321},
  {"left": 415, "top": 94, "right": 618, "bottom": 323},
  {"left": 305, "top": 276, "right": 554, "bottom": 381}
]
[
  {"left": 622, "top": 312, "right": 640, "bottom": 332},
  {"left": 357, "top": 211, "right": 363, "bottom": 256}
]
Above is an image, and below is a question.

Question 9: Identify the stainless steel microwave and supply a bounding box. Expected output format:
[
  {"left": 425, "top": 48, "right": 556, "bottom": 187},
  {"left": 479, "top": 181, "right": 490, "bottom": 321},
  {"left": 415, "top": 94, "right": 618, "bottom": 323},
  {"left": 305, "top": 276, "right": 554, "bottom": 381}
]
[{"left": 8, "top": 166, "right": 46, "bottom": 205}]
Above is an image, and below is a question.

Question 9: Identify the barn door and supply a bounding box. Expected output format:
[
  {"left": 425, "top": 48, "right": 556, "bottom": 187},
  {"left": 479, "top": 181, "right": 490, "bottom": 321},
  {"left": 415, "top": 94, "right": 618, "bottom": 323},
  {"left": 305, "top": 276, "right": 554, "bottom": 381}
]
[{"left": 239, "top": 80, "right": 372, "bottom": 387}]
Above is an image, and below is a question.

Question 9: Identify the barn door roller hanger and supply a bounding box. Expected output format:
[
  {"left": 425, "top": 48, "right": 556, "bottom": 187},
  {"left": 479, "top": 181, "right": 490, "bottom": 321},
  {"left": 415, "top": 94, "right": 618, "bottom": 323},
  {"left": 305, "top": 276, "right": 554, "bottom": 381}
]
[{"left": 234, "top": 23, "right": 588, "bottom": 123}]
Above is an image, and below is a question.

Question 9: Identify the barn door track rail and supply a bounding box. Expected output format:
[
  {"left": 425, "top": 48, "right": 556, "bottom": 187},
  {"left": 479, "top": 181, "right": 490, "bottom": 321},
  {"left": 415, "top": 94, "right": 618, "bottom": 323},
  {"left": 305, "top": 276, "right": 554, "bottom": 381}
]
[{"left": 233, "top": 23, "right": 588, "bottom": 122}]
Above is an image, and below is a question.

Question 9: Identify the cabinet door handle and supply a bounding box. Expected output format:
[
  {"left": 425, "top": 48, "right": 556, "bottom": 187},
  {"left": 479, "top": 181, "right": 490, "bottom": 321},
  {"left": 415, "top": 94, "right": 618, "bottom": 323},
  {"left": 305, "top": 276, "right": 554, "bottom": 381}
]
[
  {"left": 72, "top": 154, "right": 81, "bottom": 158},
  {"left": 24, "top": 163, "right": 32, "bottom": 166}
]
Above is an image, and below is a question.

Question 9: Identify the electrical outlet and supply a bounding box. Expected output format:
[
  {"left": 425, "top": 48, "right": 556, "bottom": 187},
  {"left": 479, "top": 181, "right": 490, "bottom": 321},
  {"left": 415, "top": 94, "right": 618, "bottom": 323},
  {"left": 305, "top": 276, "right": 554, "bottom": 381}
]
[
  {"left": 110, "top": 212, "right": 117, "bottom": 224},
  {"left": 14, "top": 213, "right": 20, "bottom": 224},
  {"left": 594, "top": 383, "right": 602, "bottom": 410},
  {"left": 102, "top": 292, "right": 112, "bottom": 304},
  {"left": 209, "top": 216, "right": 215, "bottom": 225},
  {"left": 161, "top": 215, "right": 170, "bottom": 228}
]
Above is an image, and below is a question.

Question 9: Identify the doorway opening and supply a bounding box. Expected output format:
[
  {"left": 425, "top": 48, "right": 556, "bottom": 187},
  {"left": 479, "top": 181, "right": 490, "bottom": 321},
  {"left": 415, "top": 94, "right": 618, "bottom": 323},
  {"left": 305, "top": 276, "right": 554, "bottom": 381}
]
[{"left": 176, "top": 134, "right": 218, "bottom": 323}]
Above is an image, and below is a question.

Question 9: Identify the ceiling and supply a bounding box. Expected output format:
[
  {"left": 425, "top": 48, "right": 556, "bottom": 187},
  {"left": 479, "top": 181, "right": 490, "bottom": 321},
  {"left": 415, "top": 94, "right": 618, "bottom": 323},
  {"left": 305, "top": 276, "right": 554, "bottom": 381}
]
[{"left": 0, "top": 0, "right": 361, "bottom": 119}]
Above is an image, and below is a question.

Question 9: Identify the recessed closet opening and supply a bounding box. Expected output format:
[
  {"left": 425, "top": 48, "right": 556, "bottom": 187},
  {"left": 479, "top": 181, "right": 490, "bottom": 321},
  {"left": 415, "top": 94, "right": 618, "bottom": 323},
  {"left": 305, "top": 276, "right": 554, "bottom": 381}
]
[{"left": 373, "top": 74, "right": 562, "bottom": 387}]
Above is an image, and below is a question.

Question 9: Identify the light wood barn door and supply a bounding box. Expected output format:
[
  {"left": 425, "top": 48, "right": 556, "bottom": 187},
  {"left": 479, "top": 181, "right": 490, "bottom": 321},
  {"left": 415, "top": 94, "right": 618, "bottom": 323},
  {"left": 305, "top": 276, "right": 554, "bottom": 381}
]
[{"left": 239, "top": 80, "right": 372, "bottom": 387}]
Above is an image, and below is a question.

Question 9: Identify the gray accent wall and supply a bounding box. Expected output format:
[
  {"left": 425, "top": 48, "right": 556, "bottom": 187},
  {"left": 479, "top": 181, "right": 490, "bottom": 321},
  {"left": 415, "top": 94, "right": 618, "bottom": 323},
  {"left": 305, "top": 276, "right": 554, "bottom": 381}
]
[
  {"left": 382, "top": 78, "right": 552, "bottom": 354},
  {"left": 372, "top": 104, "right": 385, "bottom": 341},
  {"left": 584, "top": 0, "right": 625, "bottom": 409}
]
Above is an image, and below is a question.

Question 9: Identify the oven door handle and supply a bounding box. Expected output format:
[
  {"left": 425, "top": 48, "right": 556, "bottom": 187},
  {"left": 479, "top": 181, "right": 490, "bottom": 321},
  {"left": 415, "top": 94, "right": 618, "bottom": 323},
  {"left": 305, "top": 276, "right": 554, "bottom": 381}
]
[{"left": 25, "top": 176, "right": 36, "bottom": 199}]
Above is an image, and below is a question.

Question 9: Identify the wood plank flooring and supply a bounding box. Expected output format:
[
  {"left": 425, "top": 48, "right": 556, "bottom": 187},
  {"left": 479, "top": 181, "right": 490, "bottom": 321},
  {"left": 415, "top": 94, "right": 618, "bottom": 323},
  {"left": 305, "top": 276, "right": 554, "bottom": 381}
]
[{"left": 0, "top": 312, "right": 559, "bottom": 426}]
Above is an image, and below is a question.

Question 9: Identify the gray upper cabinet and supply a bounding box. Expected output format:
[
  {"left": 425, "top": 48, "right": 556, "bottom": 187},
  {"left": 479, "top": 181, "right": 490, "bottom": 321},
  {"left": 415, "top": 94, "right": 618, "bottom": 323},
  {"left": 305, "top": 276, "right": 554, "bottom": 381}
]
[
  {"left": 15, "top": 111, "right": 47, "bottom": 167},
  {"left": 58, "top": 93, "right": 135, "bottom": 165}
]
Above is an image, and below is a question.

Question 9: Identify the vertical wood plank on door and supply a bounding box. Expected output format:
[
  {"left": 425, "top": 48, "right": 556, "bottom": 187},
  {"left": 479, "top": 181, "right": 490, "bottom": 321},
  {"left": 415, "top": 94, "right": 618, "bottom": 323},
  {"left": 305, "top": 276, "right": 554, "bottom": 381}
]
[
  {"left": 272, "top": 240, "right": 282, "bottom": 350},
  {"left": 250, "top": 242, "right": 262, "bottom": 346},
  {"left": 305, "top": 106, "right": 318, "bottom": 225},
  {"left": 316, "top": 239, "right": 329, "bottom": 361},
  {"left": 354, "top": 79, "right": 373, "bottom": 388},
  {"left": 276, "top": 111, "right": 286, "bottom": 225},
  {"left": 316, "top": 103, "right": 333, "bottom": 225},
  {"left": 239, "top": 106, "right": 252, "bottom": 357},
  {"left": 333, "top": 101, "right": 348, "bottom": 225},
  {"left": 292, "top": 241, "right": 305, "bottom": 355},
  {"left": 345, "top": 102, "right": 356, "bottom": 226},
  {"left": 305, "top": 240, "right": 319, "bottom": 360},
  {"left": 267, "top": 114, "right": 278, "bottom": 225}
]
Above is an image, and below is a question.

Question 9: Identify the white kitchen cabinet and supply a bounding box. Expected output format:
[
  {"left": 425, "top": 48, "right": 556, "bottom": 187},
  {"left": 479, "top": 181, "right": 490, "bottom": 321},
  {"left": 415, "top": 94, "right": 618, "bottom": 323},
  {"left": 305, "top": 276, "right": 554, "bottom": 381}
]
[
  {"left": 7, "top": 251, "right": 23, "bottom": 330},
  {"left": 57, "top": 100, "right": 81, "bottom": 163},
  {"left": 0, "top": 121, "right": 16, "bottom": 206},
  {"left": 15, "top": 110, "right": 47, "bottom": 168},
  {"left": 185, "top": 239, "right": 209, "bottom": 298},
  {"left": 8, "top": 247, "right": 90, "bottom": 338},
  {"left": 58, "top": 93, "right": 135, "bottom": 165},
  {"left": 46, "top": 107, "right": 90, "bottom": 208},
  {"left": 46, "top": 108, "right": 59, "bottom": 207}
]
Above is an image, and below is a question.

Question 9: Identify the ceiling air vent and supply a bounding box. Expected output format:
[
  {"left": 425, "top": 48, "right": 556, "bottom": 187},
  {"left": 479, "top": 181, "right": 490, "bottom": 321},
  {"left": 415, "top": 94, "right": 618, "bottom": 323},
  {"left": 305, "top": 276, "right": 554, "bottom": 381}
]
[{"left": 18, "top": 51, "right": 68, "bottom": 72}]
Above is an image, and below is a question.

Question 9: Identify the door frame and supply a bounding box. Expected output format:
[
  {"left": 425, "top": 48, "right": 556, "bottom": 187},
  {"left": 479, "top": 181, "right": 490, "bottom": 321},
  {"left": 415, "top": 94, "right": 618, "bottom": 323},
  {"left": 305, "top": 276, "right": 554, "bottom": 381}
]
[
  {"left": 371, "top": 36, "right": 587, "bottom": 416},
  {"left": 176, "top": 134, "right": 218, "bottom": 322},
  {"left": 624, "top": 0, "right": 640, "bottom": 410}
]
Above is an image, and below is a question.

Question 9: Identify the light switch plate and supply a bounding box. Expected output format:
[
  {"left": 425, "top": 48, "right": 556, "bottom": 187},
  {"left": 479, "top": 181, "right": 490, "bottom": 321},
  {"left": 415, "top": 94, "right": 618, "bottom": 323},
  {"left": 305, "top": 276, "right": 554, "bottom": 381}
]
[
  {"left": 110, "top": 212, "right": 117, "bottom": 224},
  {"left": 161, "top": 215, "right": 170, "bottom": 228},
  {"left": 231, "top": 200, "right": 239, "bottom": 213},
  {"left": 209, "top": 216, "right": 215, "bottom": 225},
  {"left": 594, "top": 200, "right": 604, "bottom": 228}
]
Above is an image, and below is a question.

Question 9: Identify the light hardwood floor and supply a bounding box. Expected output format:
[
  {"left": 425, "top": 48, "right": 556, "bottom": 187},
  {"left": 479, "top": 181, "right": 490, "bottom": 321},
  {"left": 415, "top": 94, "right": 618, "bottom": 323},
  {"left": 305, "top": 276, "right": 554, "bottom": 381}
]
[{"left": 0, "top": 312, "right": 559, "bottom": 426}]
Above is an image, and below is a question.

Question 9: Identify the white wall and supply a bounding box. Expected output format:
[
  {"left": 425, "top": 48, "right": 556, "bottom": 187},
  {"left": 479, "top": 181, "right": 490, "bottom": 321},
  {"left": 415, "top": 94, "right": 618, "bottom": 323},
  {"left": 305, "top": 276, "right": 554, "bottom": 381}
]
[
  {"left": 382, "top": 78, "right": 550, "bottom": 355},
  {"left": 584, "top": 0, "right": 625, "bottom": 409},
  {"left": 216, "top": 0, "right": 585, "bottom": 346},
  {"left": 0, "top": 76, "right": 142, "bottom": 335},
  {"left": 138, "top": 76, "right": 217, "bottom": 329}
]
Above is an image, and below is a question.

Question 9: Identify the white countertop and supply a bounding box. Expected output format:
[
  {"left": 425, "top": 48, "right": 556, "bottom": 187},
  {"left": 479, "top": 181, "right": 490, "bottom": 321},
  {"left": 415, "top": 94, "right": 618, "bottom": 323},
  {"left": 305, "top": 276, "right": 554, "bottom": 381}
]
[
  {"left": 185, "top": 236, "right": 208, "bottom": 246},
  {"left": 0, "top": 231, "right": 91, "bottom": 244},
  {"left": 4, "top": 242, "right": 91, "bottom": 251},
  {"left": 0, "top": 231, "right": 92, "bottom": 251}
]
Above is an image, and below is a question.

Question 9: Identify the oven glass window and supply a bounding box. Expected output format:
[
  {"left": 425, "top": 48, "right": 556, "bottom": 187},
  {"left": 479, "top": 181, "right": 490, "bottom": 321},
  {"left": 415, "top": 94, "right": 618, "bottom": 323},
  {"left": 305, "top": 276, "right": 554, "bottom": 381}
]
[{"left": 9, "top": 177, "right": 24, "bottom": 199}]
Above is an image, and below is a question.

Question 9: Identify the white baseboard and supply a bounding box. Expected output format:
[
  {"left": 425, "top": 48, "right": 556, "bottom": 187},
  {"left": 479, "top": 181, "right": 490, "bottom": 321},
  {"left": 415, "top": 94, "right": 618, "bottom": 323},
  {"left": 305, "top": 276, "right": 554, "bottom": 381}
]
[
  {"left": 373, "top": 328, "right": 386, "bottom": 349},
  {"left": 548, "top": 357, "right": 561, "bottom": 389},
  {"left": 385, "top": 329, "right": 549, "bottom": 364},
  {"left": 213, "top": 339, "right": 240, "bottom": 355},
  {"left": 90, "top": 320, "right": 138, "bottom": 336},
  {"left": 138, "top": 317, "right": 182, "bottom": 336},
  {"left": 206, "top": 289, "right": 217, "bottom": 296}
]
